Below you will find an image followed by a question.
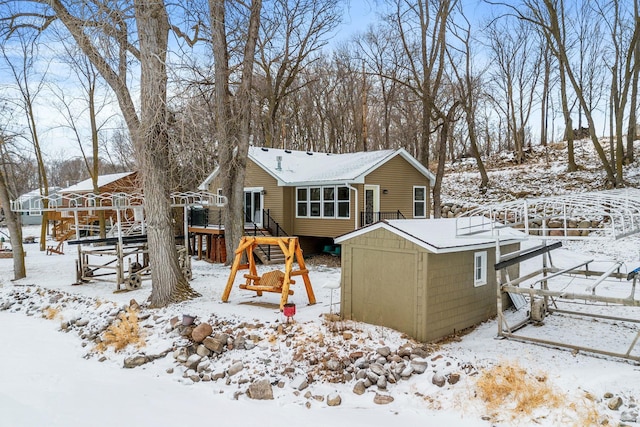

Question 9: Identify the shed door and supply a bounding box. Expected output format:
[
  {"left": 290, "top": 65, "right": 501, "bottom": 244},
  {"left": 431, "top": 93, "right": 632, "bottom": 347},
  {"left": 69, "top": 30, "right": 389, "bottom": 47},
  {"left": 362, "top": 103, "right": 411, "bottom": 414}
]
[{"left": 350, "top": 247, "right": 417, "bottom": 337}]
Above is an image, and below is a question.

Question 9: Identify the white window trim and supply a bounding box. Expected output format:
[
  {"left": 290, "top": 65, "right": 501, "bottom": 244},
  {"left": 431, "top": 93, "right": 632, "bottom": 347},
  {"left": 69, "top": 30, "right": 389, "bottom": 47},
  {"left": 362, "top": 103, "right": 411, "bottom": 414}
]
[
  {"left": 474, "top": 251, "right": 488, "bottom": 287},
  {"left": 413, "top": 185, "right": 427, "bottom": 218},
  {"left": 295, "top": 185, "right": 350, "bottom": 219}
]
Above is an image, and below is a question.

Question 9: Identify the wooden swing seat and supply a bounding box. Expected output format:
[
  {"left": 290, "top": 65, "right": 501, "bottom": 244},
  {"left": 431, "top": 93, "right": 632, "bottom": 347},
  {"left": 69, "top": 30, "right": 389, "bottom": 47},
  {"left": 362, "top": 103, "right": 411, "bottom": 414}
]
[
  {"left": 222, "top": 236, "right": 316, "bottom": 310},
  {"left": 241, "top": 270, "right": 295, "bottom": 294}
]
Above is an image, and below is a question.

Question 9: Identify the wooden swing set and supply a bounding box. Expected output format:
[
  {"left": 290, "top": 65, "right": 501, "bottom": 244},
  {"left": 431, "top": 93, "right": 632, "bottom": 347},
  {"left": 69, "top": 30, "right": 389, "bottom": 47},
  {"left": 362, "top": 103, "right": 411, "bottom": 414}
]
[{"left": 222, "top": 236, "right": 316, "bottom": 310}]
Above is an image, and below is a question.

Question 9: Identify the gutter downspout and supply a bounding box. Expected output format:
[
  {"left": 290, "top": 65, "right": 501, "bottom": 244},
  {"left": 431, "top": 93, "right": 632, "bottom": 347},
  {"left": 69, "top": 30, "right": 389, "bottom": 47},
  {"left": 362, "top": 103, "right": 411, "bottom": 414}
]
[{"left": 346, "top": 183, "right": 358, "bottom": 229}]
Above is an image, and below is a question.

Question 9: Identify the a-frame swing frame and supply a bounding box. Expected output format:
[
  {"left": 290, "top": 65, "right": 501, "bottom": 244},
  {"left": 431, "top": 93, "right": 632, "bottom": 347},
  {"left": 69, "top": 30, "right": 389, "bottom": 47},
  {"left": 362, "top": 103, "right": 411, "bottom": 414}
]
[{"left": 222, "top": 236, "right": 316, "bottom": 310}]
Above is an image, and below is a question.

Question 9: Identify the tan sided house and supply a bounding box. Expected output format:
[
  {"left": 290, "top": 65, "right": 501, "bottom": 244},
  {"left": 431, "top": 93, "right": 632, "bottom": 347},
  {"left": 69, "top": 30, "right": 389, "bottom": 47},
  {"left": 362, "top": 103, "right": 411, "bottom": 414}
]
[
  {"left": 198, "top": 146, "right": 435, "bottom": 254},
  {"left": 334, "top": 218, "right": 521, "bottom": 342}
]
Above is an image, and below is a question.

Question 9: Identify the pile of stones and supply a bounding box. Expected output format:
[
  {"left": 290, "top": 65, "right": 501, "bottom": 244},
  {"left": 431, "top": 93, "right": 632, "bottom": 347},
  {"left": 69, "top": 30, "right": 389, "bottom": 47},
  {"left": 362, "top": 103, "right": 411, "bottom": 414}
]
[{"left": 164, "top": 317, "right": 474, "bottom": 405}]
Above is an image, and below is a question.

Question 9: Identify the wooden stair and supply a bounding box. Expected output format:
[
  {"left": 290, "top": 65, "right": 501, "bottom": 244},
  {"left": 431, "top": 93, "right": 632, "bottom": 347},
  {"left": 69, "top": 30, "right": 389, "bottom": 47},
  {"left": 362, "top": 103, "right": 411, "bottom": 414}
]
[{"left": 247, "top": 229, "right": 286, "bottom": 265}]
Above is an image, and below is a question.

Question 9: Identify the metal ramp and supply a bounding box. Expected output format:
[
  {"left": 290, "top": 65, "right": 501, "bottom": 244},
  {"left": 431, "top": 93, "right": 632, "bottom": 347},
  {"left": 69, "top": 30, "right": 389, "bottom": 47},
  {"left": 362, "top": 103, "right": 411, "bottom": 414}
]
[
  {"left": 456, "top": 188, "right": 640, "bottom": 240},
  {"left": 456, "top": 189, "right": 640, "bottom": 362}
]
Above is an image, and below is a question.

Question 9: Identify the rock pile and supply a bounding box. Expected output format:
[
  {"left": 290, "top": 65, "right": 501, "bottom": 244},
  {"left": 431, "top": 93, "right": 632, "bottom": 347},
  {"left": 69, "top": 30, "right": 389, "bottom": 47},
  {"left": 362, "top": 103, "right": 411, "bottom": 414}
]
[
  {"left": 512, "top": 218, "right": 605, "bottom": 237},
  {"left": 440, "top": 202, "right": 473, "bottom": 218},
  {"left": 441, "top": 202, "right": 607, "bottom": 238},
  {"left": 166, "top": 318, "right": 473, "bottom": 406}
]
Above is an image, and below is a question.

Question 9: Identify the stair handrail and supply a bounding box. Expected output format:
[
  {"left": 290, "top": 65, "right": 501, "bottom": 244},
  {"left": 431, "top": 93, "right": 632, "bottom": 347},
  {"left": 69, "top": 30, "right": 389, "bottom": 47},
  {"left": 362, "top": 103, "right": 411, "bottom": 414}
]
[
  {"left": 262, "top": 209, "right": 289, "bottom": 237},
  {"left": 243, "top": 211, "right": 273, "bottom": 261}
]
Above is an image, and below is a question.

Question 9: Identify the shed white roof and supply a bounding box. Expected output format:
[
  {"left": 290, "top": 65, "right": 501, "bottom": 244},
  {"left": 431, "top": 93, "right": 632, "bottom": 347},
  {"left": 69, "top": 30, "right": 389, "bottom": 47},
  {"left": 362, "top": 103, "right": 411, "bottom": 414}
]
[
  {"left": 61, "top": 172, "right": 135, "bottom": 193},
  {"left": 199, "top": 146, "right": 434, "bottom": 189},
  {"left": 334, "top": 218, "right": 524, "bottom": 254}
]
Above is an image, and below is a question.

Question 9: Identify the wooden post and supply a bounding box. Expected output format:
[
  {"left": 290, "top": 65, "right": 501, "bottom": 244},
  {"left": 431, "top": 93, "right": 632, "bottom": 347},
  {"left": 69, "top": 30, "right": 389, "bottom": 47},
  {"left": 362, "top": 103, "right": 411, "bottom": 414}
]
[
  {"left": 279, "top": 238, "right": 296, "bottom": 309},
  {"left": 295, "top": 241, "right": 316, "bottom": 306},
  {"left": 222, "top": 241, "right": 244, "bottom": 302}
]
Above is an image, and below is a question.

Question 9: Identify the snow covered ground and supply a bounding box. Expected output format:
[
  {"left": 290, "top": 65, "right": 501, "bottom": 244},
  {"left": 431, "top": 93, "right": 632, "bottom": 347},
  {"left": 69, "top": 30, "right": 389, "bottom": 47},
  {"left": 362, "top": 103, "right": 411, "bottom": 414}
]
[
  {"left": 2, "top": 224, "right": 640, "bottom": 427},
  {"left": 4, "top": 139, "right": 640, "bottom": 427}
]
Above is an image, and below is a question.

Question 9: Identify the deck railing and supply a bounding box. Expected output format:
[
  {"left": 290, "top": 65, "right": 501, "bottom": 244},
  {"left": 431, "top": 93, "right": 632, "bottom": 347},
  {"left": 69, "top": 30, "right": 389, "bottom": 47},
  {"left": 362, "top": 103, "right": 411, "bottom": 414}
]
[{"left": 360, "top": 210, "right": 406, "bottom": 227}]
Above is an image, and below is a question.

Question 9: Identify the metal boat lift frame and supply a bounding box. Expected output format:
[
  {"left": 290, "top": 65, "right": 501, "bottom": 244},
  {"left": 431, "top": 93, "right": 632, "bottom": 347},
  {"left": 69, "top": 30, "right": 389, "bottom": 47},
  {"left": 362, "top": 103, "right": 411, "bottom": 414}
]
[
  {"left": 11, "top": 190, "right": 227, "bottom": 290},
  {"left": 456, "top": 189, "right": 640, "bottom": 362}
]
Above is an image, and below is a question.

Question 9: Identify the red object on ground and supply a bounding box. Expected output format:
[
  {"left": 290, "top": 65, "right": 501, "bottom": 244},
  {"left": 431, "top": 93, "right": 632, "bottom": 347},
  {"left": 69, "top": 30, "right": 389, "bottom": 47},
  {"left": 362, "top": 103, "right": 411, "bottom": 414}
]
[{"left": 283, "top": 303, "right": 296, "bottom": 319}]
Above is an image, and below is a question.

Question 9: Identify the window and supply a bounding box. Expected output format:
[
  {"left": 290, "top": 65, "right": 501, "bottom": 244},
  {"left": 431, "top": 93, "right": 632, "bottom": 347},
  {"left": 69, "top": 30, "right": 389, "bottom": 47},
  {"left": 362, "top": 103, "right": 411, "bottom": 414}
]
[
  {"left": 296, "top": 185, "right": 350, "bottom": 219},
  {"left": 297, "top": 188, "right": 308, "bottom": 216},
  {"left": 323, "top": 187, "right": 335, "bottom": 217},
  {"left": 337, "top": 186, "right": 350, "bottom": 218},
  {"left": 474, "top": 251, "right": 487, "bottom": 287},
  {"left": 309, "top": 187, "right": 321, "bottom": 217},
  {"left": 413, "top": 186, "right": 427, "bottom": 218}
]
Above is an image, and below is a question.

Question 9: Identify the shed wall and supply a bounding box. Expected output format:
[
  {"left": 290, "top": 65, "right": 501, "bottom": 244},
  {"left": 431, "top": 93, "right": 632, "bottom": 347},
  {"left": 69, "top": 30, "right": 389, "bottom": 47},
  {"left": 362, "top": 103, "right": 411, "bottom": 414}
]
[
  {"left": 341, "top": 228, "right": 427, "bottom": 339},
  {"left": 341, "top": 228, "right": 519, "bottom": 342}
]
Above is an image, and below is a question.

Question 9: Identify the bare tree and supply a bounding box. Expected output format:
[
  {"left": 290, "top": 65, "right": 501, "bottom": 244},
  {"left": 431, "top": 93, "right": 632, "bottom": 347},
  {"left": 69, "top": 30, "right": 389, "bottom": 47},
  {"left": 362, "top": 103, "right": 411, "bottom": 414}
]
[
  {"left": 51, "top": 42, "right": 118, "bottom": 237},
  {"left": 210, "top": 0, "right": 262, "bottom": 264},
  {"left": 356, "top": 23, "right": 404, "bottom": 150},
  {"left": 596, "top": 0, "right": 640, "bottom": 182},
  {"left": 627, "top": 1, "right": 640, "bottom": 162},
  {"left": 485, "top": 16, "right": 541, "bottom": 164},
  {"left": 0, "top": 26, "right": 51, "bottom": 251},
  {"left": 509, "top": 0, "right": 617, "bottom": 185},
  {"left": 255, "top": 0, "right": 341, "bottom": 148},
  {"left": 0, "top": 132, "right": 26, "bottom": 279},
  {"left": 432, "top": 100, "right": 461, "bottom": 218},
  {"left": 383, "top": 0, "right": 456, "bottom": 169},
  {"left": 1, "top": 0, "right": 200, "bottom": 306},
  {"left": 448, "top": 9, "right": 489, "bottom": 190}
]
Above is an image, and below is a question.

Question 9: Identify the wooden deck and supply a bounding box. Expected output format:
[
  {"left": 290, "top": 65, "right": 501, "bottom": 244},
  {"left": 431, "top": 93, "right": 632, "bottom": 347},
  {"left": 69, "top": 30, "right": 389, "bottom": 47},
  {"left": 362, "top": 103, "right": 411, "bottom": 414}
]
[{"left": 188, "top": 226, "right": 226, "bottom": 263}]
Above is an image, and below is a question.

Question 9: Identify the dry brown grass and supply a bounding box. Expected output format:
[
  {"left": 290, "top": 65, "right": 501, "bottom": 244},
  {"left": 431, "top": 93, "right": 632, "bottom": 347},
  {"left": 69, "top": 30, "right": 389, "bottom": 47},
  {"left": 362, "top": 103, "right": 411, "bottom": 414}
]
[
  {"left": 95, "top": 307, "right": 145, "bottom": 352},
  {"left": 476, "top": 362, "right": 561, "bottom": 417},
  {"left": 474, "top": 361, "right": 604, "bottom": 425},
  {"left": 43, "top": 306, "right": 60, "bottom": 320}
]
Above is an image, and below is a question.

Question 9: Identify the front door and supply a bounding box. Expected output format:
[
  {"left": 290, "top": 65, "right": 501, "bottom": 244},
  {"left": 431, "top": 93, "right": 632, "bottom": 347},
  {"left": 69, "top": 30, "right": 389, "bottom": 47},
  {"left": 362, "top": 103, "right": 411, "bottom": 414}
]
[
  {"left": 363, "top": 185, "right": 380, "bottom": 225},
  {"left": 244, "top": 188, "right": 263, "bottom": 227}
]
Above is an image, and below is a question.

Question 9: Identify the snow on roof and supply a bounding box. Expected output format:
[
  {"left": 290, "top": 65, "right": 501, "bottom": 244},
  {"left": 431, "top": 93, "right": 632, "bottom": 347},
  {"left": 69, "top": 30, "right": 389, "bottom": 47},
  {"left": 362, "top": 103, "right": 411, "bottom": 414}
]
[
  {"left": 61, "top": 172, "right": 135, "bottom": 193},
  {"left": 249, "top": 146, "right": 434, "bottom": 186},
  {"left": 198, "top": 146, "right": 434, "bottom": 189},
  {"left": 334, "top": 217, "right": 524, "bottom": 254},
  {"left": 16, "top": 187, "right": 61, "bottom": 202}
]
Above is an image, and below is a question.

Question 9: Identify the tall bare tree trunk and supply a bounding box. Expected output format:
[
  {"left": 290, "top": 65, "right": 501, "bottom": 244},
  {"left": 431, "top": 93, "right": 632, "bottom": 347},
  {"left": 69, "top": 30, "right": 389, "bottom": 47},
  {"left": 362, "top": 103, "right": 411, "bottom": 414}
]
[
  {"left": 134, "top": 0, "right": 199, "bottom": 306},
  {"left": 210, "top": 0, "right": 262, "bottom": 264},
  {"left": 628, "top": 3, "right": 640, "bottom": 162},
  {"left": 432, "top": 103, "right": 460, "bottom": 219},
  {"left": 0, "top": 142, "right": 26, "bottom": 279}
]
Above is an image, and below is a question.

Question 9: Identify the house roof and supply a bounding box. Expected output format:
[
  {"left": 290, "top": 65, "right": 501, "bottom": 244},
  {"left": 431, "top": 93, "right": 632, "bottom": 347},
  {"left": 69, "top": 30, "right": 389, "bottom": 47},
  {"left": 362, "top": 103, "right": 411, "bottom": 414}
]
[
  {"left": 61, "top": 172, "right": 136, "bottom": 193},
  {"left": 16, "top": 187, "right": 62, "bottom": 202},
  {"left": 198, "top": 146, "right": 435, "bottom": 189},
  {"left": 334, "top": 218, "right": 524, "bottom": 254}
]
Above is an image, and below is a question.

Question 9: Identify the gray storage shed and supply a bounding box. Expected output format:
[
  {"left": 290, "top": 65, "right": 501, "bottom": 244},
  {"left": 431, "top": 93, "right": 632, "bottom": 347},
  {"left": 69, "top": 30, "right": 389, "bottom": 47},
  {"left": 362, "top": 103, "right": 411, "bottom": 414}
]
[{"left": 334, "top": 218, "right": 521, "bottom": 342}]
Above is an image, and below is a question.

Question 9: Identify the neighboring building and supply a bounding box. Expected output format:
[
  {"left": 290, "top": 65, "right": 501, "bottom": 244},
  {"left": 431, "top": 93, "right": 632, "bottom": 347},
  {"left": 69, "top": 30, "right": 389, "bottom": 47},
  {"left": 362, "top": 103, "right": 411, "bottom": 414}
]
[
  {"left": 53, "top": 172, "right": 140, "bottom": 238},
  {"left": 13, "top": 187, "right": 62, "bottom": 226},
  {"left": 334, "top": 218, "right": 521, "bottom": 342},
  {"left": 199, "top": 146, "right": 435, "bottom": 253},
  {"left": 59, "top": 172, "right": 139, "bottom": 199}
]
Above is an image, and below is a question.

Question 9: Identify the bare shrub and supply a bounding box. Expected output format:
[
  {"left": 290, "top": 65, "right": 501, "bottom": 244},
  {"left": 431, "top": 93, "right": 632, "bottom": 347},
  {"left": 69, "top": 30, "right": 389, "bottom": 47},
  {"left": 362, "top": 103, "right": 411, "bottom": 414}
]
[
  {"left": 96, "top": 307, "right": 145, "bottom": 352},
  {"left": 42, "top": 306, "right": 60, "bottom": 320}
]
